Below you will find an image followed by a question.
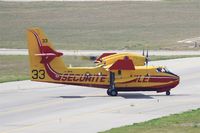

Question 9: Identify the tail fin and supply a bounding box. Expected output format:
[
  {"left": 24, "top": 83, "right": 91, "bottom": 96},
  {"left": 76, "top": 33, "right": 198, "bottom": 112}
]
[{"left": 27, "top": 28, "right": 66, "bottom": 82}]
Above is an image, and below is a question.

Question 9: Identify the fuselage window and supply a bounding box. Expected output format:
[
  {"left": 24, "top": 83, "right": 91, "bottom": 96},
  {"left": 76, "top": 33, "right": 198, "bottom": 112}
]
[
  {"left": 118, "top": 70, "right": 122, "bottom": 75},
  {"left": 85, "top": 72, "right": 91, "bottom": 76},
  {"left": 98, "top": 72, "right": 102, "bottom": 76}
]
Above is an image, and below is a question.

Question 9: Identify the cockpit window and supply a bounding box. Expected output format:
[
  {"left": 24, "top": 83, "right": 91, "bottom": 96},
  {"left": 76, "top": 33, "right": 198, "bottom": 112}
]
[
  {"left": 164, "top": 68, "right": 170, "bottom": 73},
  {"left": 157, "top": 68, "right": 163, "bottom": 72},
  {"left": 156, "top": 67, "right": 178, "bottom": 77},
  {"left": 156, "top": 67, "right": 169, "bottom": 73},
  {"left": 156, "top": 68, "right": 161, "bottom": 72}
]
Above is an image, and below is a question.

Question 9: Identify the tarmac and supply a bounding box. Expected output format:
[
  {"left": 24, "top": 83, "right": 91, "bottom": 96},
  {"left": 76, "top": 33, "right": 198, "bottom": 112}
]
[{"left": 0, "top": 57, "right": 200, "bottom": 133}]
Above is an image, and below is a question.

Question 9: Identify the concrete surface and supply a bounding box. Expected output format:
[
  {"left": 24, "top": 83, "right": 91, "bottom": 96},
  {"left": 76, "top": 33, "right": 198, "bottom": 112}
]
[{"left": 0, "top": 57, "right": 200, "bottom": 133}]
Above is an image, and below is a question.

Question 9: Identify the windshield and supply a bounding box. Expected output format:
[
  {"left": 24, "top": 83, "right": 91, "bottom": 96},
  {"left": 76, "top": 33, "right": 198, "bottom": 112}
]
[
  {"left": 156, "top": 67, "right": 178, "bottom": 77},
  {"left": 156, "top": 67, "right": 170, "bottom": 73}
]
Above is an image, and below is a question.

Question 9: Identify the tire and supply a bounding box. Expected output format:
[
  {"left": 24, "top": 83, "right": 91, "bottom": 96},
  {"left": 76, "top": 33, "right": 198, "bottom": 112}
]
[
  {"left": 107, "top": 89, "right": 111, "bottom": 96},
  {"left": 166, "top": 91, "right": 170, "bottom": 96},
  {"left": 110, "top": 90, "right": 118, "bottom": 96}
]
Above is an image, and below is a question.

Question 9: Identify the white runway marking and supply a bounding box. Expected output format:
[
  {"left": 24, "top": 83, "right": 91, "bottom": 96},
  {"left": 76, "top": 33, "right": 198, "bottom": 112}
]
[{"left": 0, "top": 58, "right": 200, "bottom": 133}]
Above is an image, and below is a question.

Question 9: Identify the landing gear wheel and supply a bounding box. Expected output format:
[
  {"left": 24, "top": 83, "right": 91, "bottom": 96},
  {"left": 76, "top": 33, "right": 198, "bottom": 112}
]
[
  {"left": 166, "top": 91, "right": 170, "bottom": 96},
  {"left": 110, "top": 89, "right": 118, "bottom": 96},
  {"left": 107, "top": 89, "right": 111, "bottom": 96},
  {"left": 107, "top": 89, "right": 118, "bottom": 96}
]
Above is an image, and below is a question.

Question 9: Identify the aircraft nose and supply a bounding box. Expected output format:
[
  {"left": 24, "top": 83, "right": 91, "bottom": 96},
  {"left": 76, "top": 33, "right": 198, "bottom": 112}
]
[
  {"left": 169, "top": 72, "right": 179, "bottom": 81},
  {"left": 171, "top": 75, "right": 180, "bottom": 88},
  {"left": 176, "top": 75, "right": 180, "bottom": 83},
  {"left": 174, "top": 75, "right": 180, "bottom": 80},
  {"left": 157, "top": 74, "right": 180, "bottom": 92}
]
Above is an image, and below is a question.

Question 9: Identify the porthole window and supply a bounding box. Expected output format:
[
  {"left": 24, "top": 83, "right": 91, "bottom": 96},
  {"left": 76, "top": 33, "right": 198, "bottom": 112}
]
[
  {"left": 98, "top": 72, "right": 102, "bottom": 76},
  {"left": 85, "top": 72, "right": 91, "bottom": 76},
  {"left": 118, "top": 70, "right": 122, "bottom": 75}
]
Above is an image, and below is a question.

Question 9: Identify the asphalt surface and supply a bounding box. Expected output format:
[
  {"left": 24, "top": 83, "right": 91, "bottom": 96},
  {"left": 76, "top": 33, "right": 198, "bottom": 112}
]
[
  {"left": 1, "top": 48, "right": 200, "bottom": 56},
  {"left": 0, "top": 57, "right": 200, "bottom": 133}
]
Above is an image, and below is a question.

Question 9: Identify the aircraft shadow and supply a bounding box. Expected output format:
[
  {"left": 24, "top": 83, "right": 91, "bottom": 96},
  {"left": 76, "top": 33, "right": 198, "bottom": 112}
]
[
  {"left": 58, "top": 93, "right": 153, "bottom": 99},
  {"left": 118, "top": 93, "right": 153, "bottom": 99},
  {"left": 149, "top": 94, "right": 190, "bottom": 97}
]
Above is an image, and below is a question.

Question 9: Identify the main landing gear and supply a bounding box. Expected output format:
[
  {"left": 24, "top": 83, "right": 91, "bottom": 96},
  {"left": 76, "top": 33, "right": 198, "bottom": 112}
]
[
  {"left": 107, "top": 89, "right": 118, "bottom": 96},
  {"left": 166, "top": 90, "right": 171, "bottom": 96},
  {"left": 107, "top": 72, "right": 118, "bottom": 96}
]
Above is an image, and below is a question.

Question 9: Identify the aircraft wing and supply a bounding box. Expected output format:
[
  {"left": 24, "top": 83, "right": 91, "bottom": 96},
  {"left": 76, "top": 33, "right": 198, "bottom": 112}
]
[
  {"left": 96, "top": 52, "right": 145, "bottom": 67},
  {"left": 102, "top": 56, "right": 135, "bottom": 71}
]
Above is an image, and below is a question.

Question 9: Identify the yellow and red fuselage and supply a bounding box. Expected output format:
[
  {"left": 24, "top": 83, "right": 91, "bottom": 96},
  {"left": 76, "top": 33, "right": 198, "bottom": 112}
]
[{"left": 27, "top": 28, "right": 179, "bottom": 95}]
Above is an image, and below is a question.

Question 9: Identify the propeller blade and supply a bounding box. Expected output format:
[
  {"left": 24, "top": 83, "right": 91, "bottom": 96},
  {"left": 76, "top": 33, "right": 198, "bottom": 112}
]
[
  {"left": 145, "top": 58, "right": 148, "bottom": 66},
  {"left": 146, "top": 49, "right": 149, "bottom": 58},
  {"left": 142, "top": 49, "right": 145, "bottom": 56},
  {"left": 145, "top": 49, "right": 149, "bottom": 66}
]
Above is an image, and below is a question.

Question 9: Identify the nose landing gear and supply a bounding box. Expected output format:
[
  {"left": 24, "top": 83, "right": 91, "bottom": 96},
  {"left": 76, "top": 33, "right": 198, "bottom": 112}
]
[{"left": 166, "top": 90, "right": 171, "bottom": 96}]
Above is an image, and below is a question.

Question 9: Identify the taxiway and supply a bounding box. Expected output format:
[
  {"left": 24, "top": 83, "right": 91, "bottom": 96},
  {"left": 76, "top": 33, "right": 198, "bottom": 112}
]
[{"left": 0, "top": 57, "right": 200, "bottom": 133}]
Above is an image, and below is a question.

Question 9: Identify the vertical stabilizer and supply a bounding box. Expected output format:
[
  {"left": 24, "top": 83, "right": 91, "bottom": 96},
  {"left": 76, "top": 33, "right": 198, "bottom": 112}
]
[{"left": 27, "top": 28, "right": 66, "bottom": 82}]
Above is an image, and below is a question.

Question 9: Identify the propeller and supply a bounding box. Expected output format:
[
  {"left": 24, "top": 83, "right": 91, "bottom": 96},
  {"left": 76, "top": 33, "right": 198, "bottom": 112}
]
[
  {"left": 142, "top": 49, "right": 145, "bottom": 56},
  {"left": 142, "top": 49, "right": 150, "bottom": 66},
  {"left": 145, "top": 49, "right": 149, "bottom": 66}
]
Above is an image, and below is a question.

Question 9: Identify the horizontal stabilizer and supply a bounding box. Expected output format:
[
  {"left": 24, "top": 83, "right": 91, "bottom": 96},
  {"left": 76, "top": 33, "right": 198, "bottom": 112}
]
[
  {"left": 35, "top": 53, "right": 56, "bottom": 56},
  {"left": 35, "top": 45, "right": 63, "bottom": 64}
]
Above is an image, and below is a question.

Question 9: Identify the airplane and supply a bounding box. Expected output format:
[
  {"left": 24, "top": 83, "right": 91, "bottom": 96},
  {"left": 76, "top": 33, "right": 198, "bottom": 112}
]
[{"left": 27, "top": 28, "right": 180, "bottom": 96}]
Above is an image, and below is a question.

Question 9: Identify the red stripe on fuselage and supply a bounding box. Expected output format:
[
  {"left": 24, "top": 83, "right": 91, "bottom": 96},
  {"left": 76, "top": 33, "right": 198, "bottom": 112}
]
[
  {"left": 119, "top": 76, "right": 177, "bottom": 84},
  {"left": 148, "top": 76, "right": 177, "bottom": 82}
]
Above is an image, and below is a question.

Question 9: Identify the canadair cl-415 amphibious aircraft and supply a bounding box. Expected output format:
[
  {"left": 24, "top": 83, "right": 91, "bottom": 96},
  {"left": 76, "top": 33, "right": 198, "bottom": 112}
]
[{"left": 27, "top": 28, "right": 180, "bottom": 96}]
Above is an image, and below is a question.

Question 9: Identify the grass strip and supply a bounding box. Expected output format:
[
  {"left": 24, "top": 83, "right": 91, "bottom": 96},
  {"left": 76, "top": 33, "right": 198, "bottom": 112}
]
[{"left": 101, "top": 108, "right": 200, "bottom": 133}]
